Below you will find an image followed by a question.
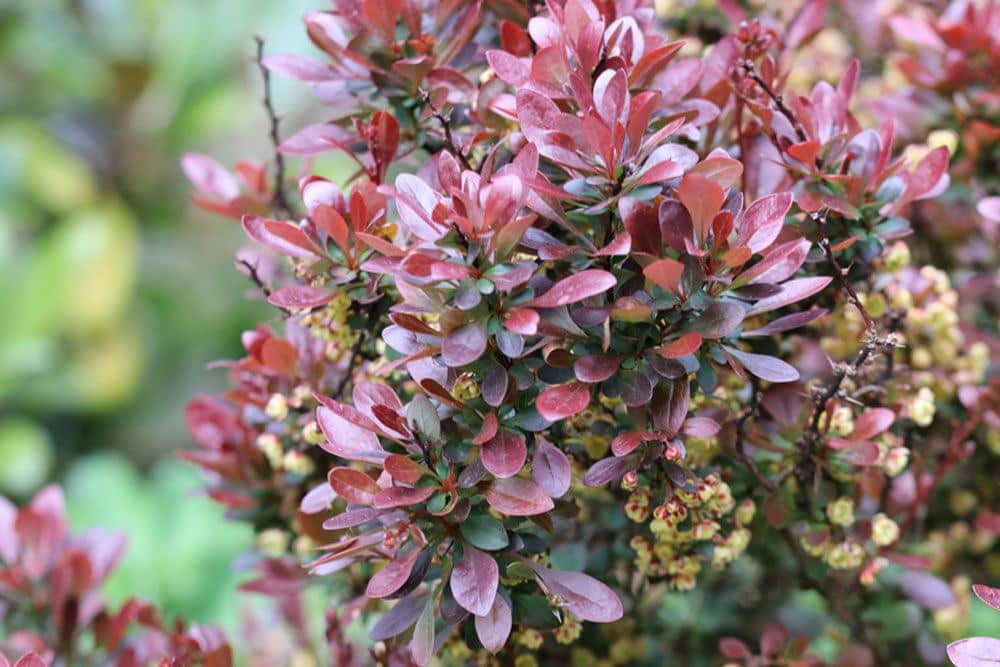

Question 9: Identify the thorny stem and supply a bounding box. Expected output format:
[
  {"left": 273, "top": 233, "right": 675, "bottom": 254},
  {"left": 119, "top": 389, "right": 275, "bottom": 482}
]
[
  {"left": 254, "top": 35, "right": 292, "bottom": 218},
  {"left": 733, "top": 380, "right": 777, "bottom": 492},
  {"left": 420, "top": 90, "right": 473, "bottom": 171},
  {"left": 738, "top": 60, "right": 809, "bottom": 145},
  {"left": 237, "top": 258, "right": 291, "bottom": 317},
  {"left": 814, "top": 211, "right": 876, "bottom": 332}
]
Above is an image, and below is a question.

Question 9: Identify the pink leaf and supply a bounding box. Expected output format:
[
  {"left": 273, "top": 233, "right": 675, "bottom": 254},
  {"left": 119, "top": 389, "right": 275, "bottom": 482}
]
[
  {"left": 946, "top": 637, "right": 1000, "bottom": 667},
  {"left": 316, "top": 405, "right": 385, "bottom": 463},
  {"left": 504, "top": 308, "right": 539, "bottom": 335},
  {"left": 384, "top": 455, "right": 426, "bottom": 485},
  {"left": 181, "top": 154, "right": 239, "bottom": 201},
  {"left": 677, "top": 173, "right": 725, "bottom": 245},
  {"left": 537, "top": 382, "right": 590, "bottom": 422},
  {"left": 323, "top": 507, "right": 384, "bottom": 531},
  {"left": 486, "top": 50, "right": 529, "bottom": 86},
  {"left": 689, "top": 301, "right": 747, "bottom": 338},
  {"left": 532, "top": 436, "right": 571, "bottom": 498},
  {"left": 475, "top": 594, "right": 513, "bottom": 653},
  {"left": 741, "top": 309, "right": 827, "bottom": 337},
  {"left": 262, "top": 53, "right": 335, "bottom": 82},
  {"left": 484, "top": 478, "right": 554, "bottom": 516},
  {"left": 611, "top": 432, "right": 643, "bottom": 457},
  {"left": 973, "top": 585, "right": 1000, "bottom": 613},
  {"left": 977, "top": 197, "right": 1000, "bottom": 223},
  {"left": 267, "top": 285, "right": 333, "bottom": 310},
  {"left": 482, "top": 430, "right": 528, "bottom": 478},
  {"left": 837, "top": 441, "right": 880, "bottom": 466},
  {"left": 451, "top": 546, "right": 499, "bottom": 616},
  {"left": 522, "top": 270, "right": 616, "bottom": 309},
  {"left": 327, "top": 467, "right": 379, "bottom": 506},
  {"left": 682, "top": 417, "right": 720, "bottom": 437},
  {"left": 724, "top": 347, "right": 800, "bottom": 383}
]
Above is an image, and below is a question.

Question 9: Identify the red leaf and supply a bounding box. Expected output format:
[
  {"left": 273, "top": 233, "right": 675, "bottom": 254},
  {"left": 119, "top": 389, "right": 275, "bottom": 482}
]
[
  {"left": 486, "top": 49, "right": 529, "bottom": 86},
  {"left": 451, "top": 546, "right": 499, "bottom": 616},
  {"left": 532, "top": 436, "right": 571, "bottom": 498},
  {"left": 366, "top": 549, "right": 421, "bottom": 599},
  {"left": 473, "top": 412, "right": 499, "bottom": 446},
  {"left": 741, "top": 309, "right": 828, "bottom": 337},
  {"left": 852, "top": 408, "right": 895, "bottom": 441},
  {"left": 644, "top": 258, "right": 685, "bottom": 296},
  {"left": 316, "top": 405, "right": 385, "bottom": 463},
  {"left": 484, "top": 478, "right": 554, "bottom": 516},
  {"left": 475, "top": 594, "right": 512, "bottom": 653},
  {"left": 837, "top": 441, "right": 880, "bottom": 466},
  {"left": 689, "top": 301, "right": 747, "bottom": 338},
  {"left": 656, "top": 332, "right": 702, "bottom": 358},
  {"left": 574, "top": 354, "right": 621, "bottom": 383},
  {"left": 677, "top": 173, "right": 725, "bottom": 246},
  {"left": 373, "top": 486, "right": 435, "bottom": 509},
  {"left": 383, "top": 455, "right": 427, "bottom": 485},
  {"left": 242, "top": 215, "right": 320, "bottom": 259},
  {"left": 327, "top": 467, "right": 379, "bottom": 506},
  {"left": 260, "top": 338, "right": 297, "bottom": 375},
  {"left": 267, "top": 285, "right": 333, "bottom": 310},
  {"left": 738, "top": 192, "right": 793, "bottom": 254},
  {"left": 522, "top": 270, "right": 616, "bottom": 309},
  {"left": 482, "top": 430, "right": 528, "bottom": 479},
  {"left": 719, "top": 638, "right": 752, "bottom": 659},
  {"left": 723, "top": 347, "right": 799, "bottom": 383},
  {"left": 611, "top": 432, "right": 643, "bottom": 457},
  {"left": 536, "top": 382, "right": 590, "bottom": 422},
  {"left": 583, "top": 456, "right": 636, "bottom": 486},
  {"left": 504, "top": 308, "right": 539, "bottom": 335}
]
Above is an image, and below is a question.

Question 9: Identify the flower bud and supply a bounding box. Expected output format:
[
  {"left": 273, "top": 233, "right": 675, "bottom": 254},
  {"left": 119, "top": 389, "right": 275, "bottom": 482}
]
[{"left": 265, "top": 393, "right": 289, "bottom": 420}]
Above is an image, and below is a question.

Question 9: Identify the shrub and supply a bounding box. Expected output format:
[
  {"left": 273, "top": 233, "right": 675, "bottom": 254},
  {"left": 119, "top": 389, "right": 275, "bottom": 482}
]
[{"left": 4, "top": 1, "right": 997, "bottom": 665}]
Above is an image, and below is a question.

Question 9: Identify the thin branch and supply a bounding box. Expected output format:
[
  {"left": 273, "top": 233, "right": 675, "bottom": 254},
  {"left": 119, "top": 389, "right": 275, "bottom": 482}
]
[
  {"left": 237, "top": 258, "right": 291, "bottom": 316},
  {"left": 734, "top": 381, "right": 777, "bottom": 492},
  {"left": 739, "top": 60, "right": 808, "bottom": 145},
  {"left": 816, "top": 226, "right": 876, "bottom": 331},
  {"left": 254, "top": 35, "right": 292, "bottom": 218},
  {"left": 420, "top": 90, "right": 472, "bottom": 171}
]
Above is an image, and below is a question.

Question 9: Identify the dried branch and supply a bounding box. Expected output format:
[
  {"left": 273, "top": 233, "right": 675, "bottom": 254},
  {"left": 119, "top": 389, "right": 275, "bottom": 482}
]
[
  {"left": 237, "top": 258, "right": 291, "bottom": 317},
  {"left": 420, "top": 90, "right": 472, "bottom": 171},
  {"left": 253, "top": 35, "right": 292, "bottom": 218}
]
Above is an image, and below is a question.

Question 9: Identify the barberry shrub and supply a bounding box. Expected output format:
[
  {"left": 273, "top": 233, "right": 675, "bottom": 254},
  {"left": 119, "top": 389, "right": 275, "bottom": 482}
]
[
  {"left": 179, "top": 0, "right": 1000, "bottom": 664},
  {"left": 5, "top": 0, "right": 997, "bottom": 665}
]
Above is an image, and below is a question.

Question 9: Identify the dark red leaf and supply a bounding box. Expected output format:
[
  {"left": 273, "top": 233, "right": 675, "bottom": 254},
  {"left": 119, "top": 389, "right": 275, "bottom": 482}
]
[
  {"left": 536, "top": 382, "right": 590, "bottom": 422},
  {"left": 532, "top": 436, "right": 571, "bottom": 498},
  {"left": 484, "top": 478, "right": 554, "bottom": 516},
  {"left": 644, "top": 258, "right": 685, "bottom": 296},
  {"left": 366, "top": 549, "right": 421, "bottom": 599},
  {"left": 327, "top": 467, "right": 379, "bottom": 506},
  {"left": 656, "top": 333, "right": 702, "bottom": 358},
  {"left": 574, "top": 354, "right": 621, "bottom": 383},
  {"left": 373, "top": 486, "right": 435, "bottom": 509},
  {"left": 522, "top": 270, "right": 616, "bottom": 309},
  {"left": 481, "top": 430, "right": 528, "bottom": 479},
  {"left": 973, "top": 584, "right": 1000, "bottom": 613}
]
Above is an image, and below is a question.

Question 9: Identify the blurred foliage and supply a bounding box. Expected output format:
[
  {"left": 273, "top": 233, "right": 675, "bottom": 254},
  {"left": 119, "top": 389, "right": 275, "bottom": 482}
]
[{"left": 0, "top": 0, "right": 315, "bottom": 625}]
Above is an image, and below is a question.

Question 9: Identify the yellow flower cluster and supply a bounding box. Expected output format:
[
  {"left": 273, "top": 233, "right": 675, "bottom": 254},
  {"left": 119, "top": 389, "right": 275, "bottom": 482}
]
[
  {"left": 629, "top": 475, "right": 750, "bottom": 589},
  {"left": 298, "top": 292, "right": 359, "bottom": 362}
]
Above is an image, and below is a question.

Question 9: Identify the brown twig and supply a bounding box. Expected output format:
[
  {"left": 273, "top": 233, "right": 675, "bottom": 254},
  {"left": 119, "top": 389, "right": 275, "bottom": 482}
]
[
  {"left": 237, "top": 258, "right": 291, "bottom": 316},
  {"left": 733, "top": 381, "right": 777, "bottom": 492},
  {"left": 419, "top": 90, "right": 472, "bottom": 171},
  {"left": 739, "top": 60, "right": 808, "bottom": 144},
  {"left": 253, "top": 35, "right": 292, "bottom": 218}
]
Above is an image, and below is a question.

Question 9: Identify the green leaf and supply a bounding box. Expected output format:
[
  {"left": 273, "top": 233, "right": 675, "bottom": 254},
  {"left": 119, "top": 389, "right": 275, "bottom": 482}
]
[{"left": 460, "top": 513, "right": 509, "bottom": 551}]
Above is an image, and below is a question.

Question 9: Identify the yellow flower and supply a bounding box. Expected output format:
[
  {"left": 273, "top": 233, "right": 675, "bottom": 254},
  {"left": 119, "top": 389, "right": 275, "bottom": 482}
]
[
  {"left": 827, "top": 496, "right": 856, "bottom": 527},
  {"left": 871, "top": 513, "right": 899, "bottom": 547}
]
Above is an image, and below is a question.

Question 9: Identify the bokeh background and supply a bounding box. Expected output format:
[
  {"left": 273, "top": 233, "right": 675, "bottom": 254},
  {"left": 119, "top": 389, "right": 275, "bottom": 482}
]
[{"left": 0, "top": 0, "right": 322, "bottom": 628}]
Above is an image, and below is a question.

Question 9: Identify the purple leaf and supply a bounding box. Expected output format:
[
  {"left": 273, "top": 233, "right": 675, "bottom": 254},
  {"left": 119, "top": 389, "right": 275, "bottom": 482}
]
[
  {"left": 527, "top": 564, "right": 624, "bottom": 623},
  {"left": 323, "top": 507, "right": 384, "bottom": 531},
  {"left": 481, "top": 430, "right": 528, "bottom": 479},
  {"left": 746, "top": 277, "right": 832, "bottom": 316},
  {"left": 317, "top": 406, "right": 385, "bottom": 463},
  {"left": 475, "top": 594, "right": 513, "bottom": 654},
  {"left": 522, "top": 270, "right": 616, "bottom": 309},
  {"left": 574, "top": 354, "right": 621, "bottom": 383},
  {"left": 689, "top": 301, "right": 747, "bottom": 338},
  {"left": 369, "top": 595, "right": 428, "bottom": 641},
  {"left": 738, "top": 192, "right": 793, "bottom": 254},
  {"left": 442, "top": 323, "right": 488, "bottom": 367},
  {"left": 946, "top": 637, "right": 1000, "bottom": 666},
  {"left": 367, "top": 549, "right": 421, "bottom": 599},
  {"left": 242, "top": 215, "right": 320, "bottom": 259},
  {"left": 451, "top": 546, "right": 499, "bottom": 617},
  {"left": 300, "top": 483, "right": 336, "bottom": 514},
  {"left": 583, "top": 456, "right": 636, "bottom": 487},
  {"left": 724, "top": 347, "right": 800, "bottom": 383},
  {"left": 373, "top": 486, "right": 435, "bottom": 509},
  {"left": 409, "top": 598, "right": 435, "bottom": 666},
  {"left": 532, "top": 436, "right": 571, "bottom": 498},
  {"left": 682, "top": 417, "right": 720, "bottom": 437},
  {"left": 852, "top": 407, "right": 896, "bottom": 441},
  {"left": 901, "top": 570, "right": 957, "bottom": 610},
  {"left": 741, "top": 309, "right": 828, "bottom": 337}
]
